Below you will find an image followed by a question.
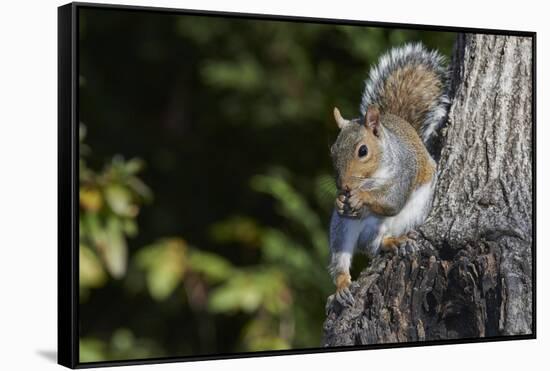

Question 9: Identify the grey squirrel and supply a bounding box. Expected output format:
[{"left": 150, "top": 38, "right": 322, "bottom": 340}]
[{"left": 328, "top": 43, "right": 450, "bottom": 306}]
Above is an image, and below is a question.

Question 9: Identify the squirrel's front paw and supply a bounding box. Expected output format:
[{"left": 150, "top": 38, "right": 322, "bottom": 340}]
[
  {"left": 347, "top": 188, "right": 366, "bottom": 214},
  {"left": 335, "top": 193, "right": 347, "bottom": 215},
  {"left": 336, "top": 192, "right": 360, "bottom": 217}
]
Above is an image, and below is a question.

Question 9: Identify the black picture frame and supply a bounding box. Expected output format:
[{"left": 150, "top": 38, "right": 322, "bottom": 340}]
[{"left": 58, "top": 2, "right": 536, "bottom": 369}]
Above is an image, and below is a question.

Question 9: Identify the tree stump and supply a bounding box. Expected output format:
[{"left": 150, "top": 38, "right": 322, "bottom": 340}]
[{"left": 323, "top": 33, "right": 534, "bottom": 346}]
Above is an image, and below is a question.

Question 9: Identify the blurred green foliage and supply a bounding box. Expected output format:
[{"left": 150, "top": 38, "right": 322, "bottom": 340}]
[
  {"left": 78, "top": 7, "right": 456, "bottom": 362},
  {"left": 79, "top": 124, "right": 152, "bottom": 297}
]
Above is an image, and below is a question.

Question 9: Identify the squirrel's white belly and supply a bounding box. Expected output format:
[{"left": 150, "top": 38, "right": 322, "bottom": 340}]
[
  {"left": 383, "top": 179, "right": 435, "bottom": 237},
  {"left": 360, "top": 178, "right": 435, "bottom": 255}
]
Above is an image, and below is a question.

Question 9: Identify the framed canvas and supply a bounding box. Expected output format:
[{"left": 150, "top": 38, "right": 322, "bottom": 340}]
[{"left": 58, "top": 2, "right": 536, "bottom": 368}]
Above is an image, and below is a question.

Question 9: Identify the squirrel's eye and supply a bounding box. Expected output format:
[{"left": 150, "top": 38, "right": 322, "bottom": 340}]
[{"left": 358, "top": 144, "right": 368, "bottom": 158}]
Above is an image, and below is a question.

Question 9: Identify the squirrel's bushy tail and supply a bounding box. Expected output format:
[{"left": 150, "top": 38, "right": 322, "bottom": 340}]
[{"left": 360, "top": 43, "right": 450, "bottom": 147}]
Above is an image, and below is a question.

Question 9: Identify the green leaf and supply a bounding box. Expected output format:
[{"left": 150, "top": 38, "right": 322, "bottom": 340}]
[
  {"left": 124, "top": 158, "right": 145, "bottom": 175},
  {"left": 250, "top": 172, "right": 328, "bottom": 256},
  {"left": 147, "top": 263, "right": 182, "bottom": 300},
  {"left": 127, "top": 177, "right": 153, "bottom": 201},
  {"left": 80, "top": 187, "right": 103, "bottom": 212},
  {"left": 209, "top": 216, "right": 261, "bottom": 246},
  {"left": 79, "top": 244, "right": 107, "bottom": 289},
  {"left": 208, "top": 269, "right": 290, "bottom": 315},
  {"left": 188, "top": 250, "right": 235, "bottom": 282},
  {"left": 122, "top": 219, "right": 138, "bottom": 237},
  {"left": 83, "top": 212, "right": 101, "bottom": 242},
  {"left": 261, "top": 228, "right": 311, "bottom": 271},
  {"left": 135, "top": 238, "right": 186, "bottom": 300},
  {"left": 101, "top": 217, "right": 128, "bottom": 278},
  {"left": 105, "top": 184, "right": 137, "bottom": 217},
  {"left": 209, "top": 274, "right": 262, "bottom": 313}
]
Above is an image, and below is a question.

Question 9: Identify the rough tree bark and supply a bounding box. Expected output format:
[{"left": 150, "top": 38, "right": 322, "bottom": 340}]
[{"left": 323, "top": 33, "right": 533, "bottom": 346}]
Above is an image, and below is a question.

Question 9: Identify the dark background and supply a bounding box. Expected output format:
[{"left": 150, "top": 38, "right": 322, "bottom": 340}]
[{"left": 77, "top": 6, "right": 456, "bottom": 362}]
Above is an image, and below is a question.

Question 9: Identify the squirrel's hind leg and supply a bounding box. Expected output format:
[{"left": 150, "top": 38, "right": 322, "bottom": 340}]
[
  {"left": 381, "top": 232, "right": 418, "bottom": 256},
  {"left": 381, "top": 235, "right": 408, "bottom": 253},
  {"left": 328, "top": 211, "right": 366, "bottom": 307},
  {"left": 329, "top": 251, "right": 355, "bottom": 307},
  {"left": 334, "top": 269, "right": 354, "bottom": 308}
]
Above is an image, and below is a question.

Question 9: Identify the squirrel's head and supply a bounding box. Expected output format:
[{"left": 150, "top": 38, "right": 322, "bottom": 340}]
[{"left": 330, "top": 106, "right": 383, "bottom": 191}]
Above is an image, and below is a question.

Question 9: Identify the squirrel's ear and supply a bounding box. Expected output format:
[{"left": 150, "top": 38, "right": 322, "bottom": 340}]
[
  {"left": 333, "top": 107, "right": 350, "bottom": 129},
  {"left": 365, "top": 106, "right": 380, "bottom": 137}
]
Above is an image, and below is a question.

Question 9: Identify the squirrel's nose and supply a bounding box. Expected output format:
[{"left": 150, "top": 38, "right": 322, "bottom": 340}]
[{"left": 336, "top": 178, "right": 350, "bottom": 192}]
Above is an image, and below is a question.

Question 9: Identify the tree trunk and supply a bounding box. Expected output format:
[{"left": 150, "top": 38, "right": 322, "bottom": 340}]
[{"left": 323, "top": 33, "right": 533, "bottom": 346}]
